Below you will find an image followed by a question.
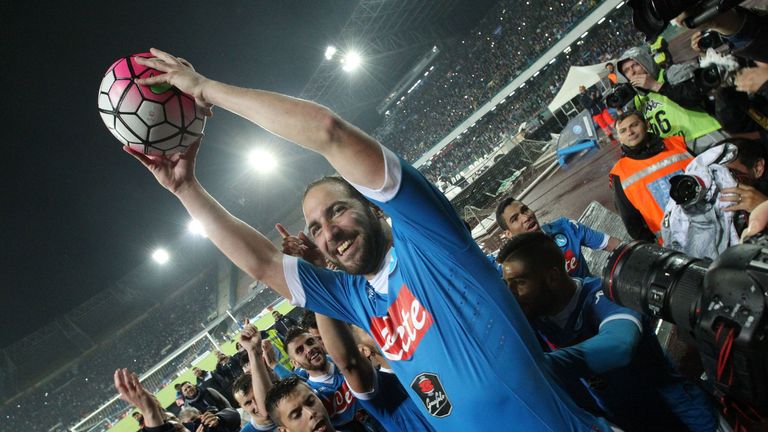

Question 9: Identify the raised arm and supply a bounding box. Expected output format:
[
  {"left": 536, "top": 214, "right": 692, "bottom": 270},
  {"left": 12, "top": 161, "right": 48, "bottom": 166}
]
[
  {"left": 124, "top": 139, "right": 290, "bottom": 300},
  {"left": 136, "top": 48, "right": 385, "bottom": 190},
  {"left": 315, "top": 314, "right": 375, "bottom": 393},
  {"left": 239, "top": 324, "right": 273, "bottom": 419}
]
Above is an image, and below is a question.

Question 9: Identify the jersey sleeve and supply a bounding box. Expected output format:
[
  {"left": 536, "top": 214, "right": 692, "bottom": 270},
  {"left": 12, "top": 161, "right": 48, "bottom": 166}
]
[
  {"left": 283, "top": 255, "right": 369, "bottom": 327},
  {"left": 545, "top": 319, "right": 641, "bottom": 377},
  {"left": 570, "top": 219, "right": 609, "bottom": 250},
  {"left": 583, "top": 277, "right": 642, "bottom": 333},
  {"left": 346, "top": 144, "right": 473, "bottom": 252}
]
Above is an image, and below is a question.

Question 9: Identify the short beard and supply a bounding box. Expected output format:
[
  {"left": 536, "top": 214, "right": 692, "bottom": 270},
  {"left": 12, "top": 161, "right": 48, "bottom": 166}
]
[{"left": 329, "top": 208, "right": 387, "bottom": 275}]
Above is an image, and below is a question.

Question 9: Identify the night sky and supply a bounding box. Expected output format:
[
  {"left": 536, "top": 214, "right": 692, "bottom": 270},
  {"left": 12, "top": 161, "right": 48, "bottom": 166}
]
[{"left": 1, "top": 1, "right": 493, "bottom": 348}]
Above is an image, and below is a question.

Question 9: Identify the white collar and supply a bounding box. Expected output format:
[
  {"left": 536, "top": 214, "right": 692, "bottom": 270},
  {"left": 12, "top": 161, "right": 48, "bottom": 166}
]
[{"left": 366, "top": 247, "right": 396, "bottom": 295}]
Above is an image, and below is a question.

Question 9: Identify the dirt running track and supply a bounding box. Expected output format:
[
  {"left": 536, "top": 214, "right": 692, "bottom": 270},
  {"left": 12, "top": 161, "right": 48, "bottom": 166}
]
[{"left": 525, "top": 141, "right": 622, "bottom": 223}]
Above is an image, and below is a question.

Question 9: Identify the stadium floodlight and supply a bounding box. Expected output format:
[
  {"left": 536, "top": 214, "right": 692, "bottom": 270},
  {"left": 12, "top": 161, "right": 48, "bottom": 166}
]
[
  {"left": 342, "top": 51, "right": 362, "bottom": 72},
  {"left": 549, "top": 58, "right": 557, "bottom": 64},
  {"left": 248, "top": 149, "right": 278, "bottom": 173},
  {"left": 597, "top": 17, "right": 606, "bottom": 24},
  {"left": 616, "top": 1, "right": 625, "bottom": 8},
  {"left": 533, "top": 70, "right": 541, "bottom": 77},
  {"left": 188, "top": 219, "right": 207, "bottom": 238},
  {"left": 580, "top": 31, "right": 589, "bottom": 39},
  {"left": 324, "top": 45, "right": 337, "bottom": 61},
  {"left": 152, "top": 248, "right": 170, "bottom": 264}
]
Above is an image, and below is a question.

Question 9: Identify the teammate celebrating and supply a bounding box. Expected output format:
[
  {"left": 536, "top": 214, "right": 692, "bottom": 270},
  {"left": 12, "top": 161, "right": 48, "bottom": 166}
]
[
  {"left": 495, "top": 196, "right": 621, "bottom": 277},
  {"left": 497, "top": 232, "right": 717, "bottom": 432},
  {"left": 125, "top": 48, "right": 610, "bottom": 431}
]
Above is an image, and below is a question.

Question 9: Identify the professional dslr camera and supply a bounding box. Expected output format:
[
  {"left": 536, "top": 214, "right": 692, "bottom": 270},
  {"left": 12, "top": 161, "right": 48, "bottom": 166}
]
[
  {"left": 604, "top": 83, "right": 637, "bottom": 109},
  {"left": 626, "top": 0, "right": 744, "bottom": 41},
  {"left": 603, "top": 234, "right": 768, "bottom": 422}
]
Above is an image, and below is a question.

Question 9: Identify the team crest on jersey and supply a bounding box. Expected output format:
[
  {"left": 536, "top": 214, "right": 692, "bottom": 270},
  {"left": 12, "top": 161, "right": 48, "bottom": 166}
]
[
  {"left": 554, "top": 233, "right": 568, "bottom": 247},
  {"left": 370, "top": 285, "right": 433, "bottom": 361},
  {"left": 411, "top": 372, "right": 452, "bottom": 418}
]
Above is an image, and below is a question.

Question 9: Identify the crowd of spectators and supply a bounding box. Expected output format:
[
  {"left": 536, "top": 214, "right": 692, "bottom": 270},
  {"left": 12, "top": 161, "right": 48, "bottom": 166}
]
[
  {"left": 0, "top": 280, "right": 219, "bottom": 431},
  {"left": 373, "top": 0, "right": 601, "bottom": 162},
  {"left": 420, "top": 8, "right": 644, "bottom": 183}
]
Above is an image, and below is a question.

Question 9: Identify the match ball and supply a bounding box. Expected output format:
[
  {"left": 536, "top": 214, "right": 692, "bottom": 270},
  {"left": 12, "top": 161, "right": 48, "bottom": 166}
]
[{"left": 97, "top": 53, "right": 206, "bottom": 155}]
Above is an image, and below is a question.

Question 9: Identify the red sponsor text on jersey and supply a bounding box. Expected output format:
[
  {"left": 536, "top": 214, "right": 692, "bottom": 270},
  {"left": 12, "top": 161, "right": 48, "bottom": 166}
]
[
  {"left": 564, "top": 249, "right": 579, "bottom": 274},
  {"left": 320, "top": 380, "right": 355, "bottom": 418},
  {"left": 370, "top": 284, "right": 433, "bottom": 361}
]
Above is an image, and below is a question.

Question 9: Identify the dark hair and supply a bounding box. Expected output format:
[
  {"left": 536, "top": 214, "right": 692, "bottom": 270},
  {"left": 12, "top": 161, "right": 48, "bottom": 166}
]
[
  {"left": 497, "top": 231, "right": 564, "bottom": 272},
  {"left": 494, "top": 195, "right": 518, "bottom": 230},
  {"left": 605, "top": 62, "right": 615, "bottom": 68},
  {"left": 232, "top": 372, "right": 252, "bottom": 397},
  {"left": 174, "top": 383, "right": 182, "bottom": 390},
  {"left": 284, "top": 326, "right": 310, "bottom": 350},
  {"left": 300, "top": 311, "right": 318, "bottom": 330},
  {"left": 180, "top": 381, "right": 192, "bottom": 387},
  {"left": 729, "top": 138, "right": 767, "bottom": 169},
  {"left": 265, "top": 375, "right": 307, "bottom": 426},
  {"left": 303, "top": 176, "right": 368, "bottom": 205},
  {"left": 614, "top": 110, "right": 644, "bottom": 128}
]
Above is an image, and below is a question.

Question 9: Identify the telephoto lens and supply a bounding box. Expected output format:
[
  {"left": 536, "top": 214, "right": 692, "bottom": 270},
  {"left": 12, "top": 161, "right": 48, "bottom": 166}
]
[{"left": 603, "top": 242, "right": 709, "bottom": 340}]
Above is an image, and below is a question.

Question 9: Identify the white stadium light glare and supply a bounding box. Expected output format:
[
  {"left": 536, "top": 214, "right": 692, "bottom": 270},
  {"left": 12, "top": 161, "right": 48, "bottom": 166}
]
[
  {"left": 188, "top": 219, "right": 207, "bottom": 238},
  {"left": 342, "top": 51, "right": 362, "bottom": 72},
  {"left": 248, "top": 149, "right": 278, "bottom": 173},
  {"left": 616, "top": 1, "right": 625, "bottom": 8},
  {"left": 152, "top": 248, "right": 170, "bottom": 264},
  {"left": 580, "top": 31, "right": 589, "bottom": 39},
  {"left": 533, "top": 70, "right": 540, "bottom": 77},
  {"left": 564, "top": 46, "right": 572, "bottom": 53},
  {"left": 598, "top": 17, "right": 606, "bottom": 24},
  {"left": 324, "top": 46, "right": 337, "bottom": 60},
  {"left": 549, "top": 58, "right": 557, "bottom": 64}
]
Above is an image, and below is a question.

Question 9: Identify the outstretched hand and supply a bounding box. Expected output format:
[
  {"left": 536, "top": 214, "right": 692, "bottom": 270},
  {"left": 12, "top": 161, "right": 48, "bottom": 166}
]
[
  {"left": 135, "top": 48, "right": 214, "bottom": 117},
  {"left": 114, "top": 368, "right": 164, "bottom": 427},
  {"left": 123, "top": 137, "right": 202, "bottom": 195},
  {"left": 261, "top": 338, "right": 278, "bottom": 368},
  {"left": 239, "top": 323, "right": 264, "bottom": 356},
  {"left": 276, "top": 223, "right": 326, "bottom": 267}
]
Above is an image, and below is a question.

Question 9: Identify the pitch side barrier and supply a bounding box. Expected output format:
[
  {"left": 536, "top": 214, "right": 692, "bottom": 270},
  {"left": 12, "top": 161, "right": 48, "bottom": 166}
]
[
  {"left": 414, "top": 0, "right": 625, "bottom": 168},
  {"left": 70, "top": 289, "right": 286, "bottom": 432}
]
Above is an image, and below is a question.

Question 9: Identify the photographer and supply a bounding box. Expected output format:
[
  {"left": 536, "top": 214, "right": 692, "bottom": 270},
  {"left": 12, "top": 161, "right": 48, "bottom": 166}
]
[
  {"left": 616, "top": 45, "right": 727, "bottom": 153},
  {"left": 721, "top": 138, "right": 768, "bottom": 213},
  {"left": 681, "top": 7, "right": 768, "bottom": 63}
]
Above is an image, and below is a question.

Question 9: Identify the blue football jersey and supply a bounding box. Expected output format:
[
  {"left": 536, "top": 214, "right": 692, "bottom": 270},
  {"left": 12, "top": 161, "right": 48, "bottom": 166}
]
[
  {"left": 541, "top": 217, "right": 608, "bottom": 278},
  {"left": 355, "top": 370, "right": 436, "bottom": 432},
  {"left": 284, "top": 146, "right": 611, "bottom": 431},
  {"left": 534, "top": 277, "right": 716, "bottom": 432},
  {"left": 305, "top": 363, "right": 362, "bottom": 428}
]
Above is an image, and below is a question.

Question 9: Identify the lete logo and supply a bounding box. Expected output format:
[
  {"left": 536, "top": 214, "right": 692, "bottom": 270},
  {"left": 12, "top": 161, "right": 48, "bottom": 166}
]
[
  {"left": 564, "top": 249, "right": 579, "bottom": 274},
  {"left": 370, "top": 285, "right": 433, "bottom": 361}
]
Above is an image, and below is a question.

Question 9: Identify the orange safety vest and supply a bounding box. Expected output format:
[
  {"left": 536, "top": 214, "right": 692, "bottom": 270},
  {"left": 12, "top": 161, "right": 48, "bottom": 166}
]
[{"left": 610, "top": 136, "right": 693, "bottom": 236}]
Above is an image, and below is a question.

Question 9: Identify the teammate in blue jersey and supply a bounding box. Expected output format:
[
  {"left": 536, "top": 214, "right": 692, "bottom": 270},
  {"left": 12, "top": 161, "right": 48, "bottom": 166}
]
[
  {"left": 495, "top": 196, "right": 621, "bottom": 277},
  {"left": 282, "top": 328, "right": 375, "bottom": 431},
  {"left": 127, "top": 48, "right": 611, "bottom": 431},
  {"left": 497, "top": 231, "right": 717, "bottom": 432},
  {"left": 314, "top": 314, "right": 435, "bottom": 432}
]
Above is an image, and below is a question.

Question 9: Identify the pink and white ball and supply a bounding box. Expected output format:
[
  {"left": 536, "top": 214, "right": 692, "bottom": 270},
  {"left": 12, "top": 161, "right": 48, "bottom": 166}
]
[{"left": 97, "top": 53, "right": 205, "bottom": 155}]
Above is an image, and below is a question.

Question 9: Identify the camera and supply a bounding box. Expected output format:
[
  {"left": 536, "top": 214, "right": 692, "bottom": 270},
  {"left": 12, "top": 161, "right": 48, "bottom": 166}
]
[
  {"left": 627, "top": 0, "right": 744, "bottom": 41},
  {"left": 668, "top": 174, "right": 707, "bottom": 208},
  {"left": 603, "top": 236, "right": 768, "bottom": 419},
  {"left": 697, "top": 30, "right": 726, "bottom": 50},
  {"left": 604, "top": 83, "right": 636, "bottom": 109}
]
